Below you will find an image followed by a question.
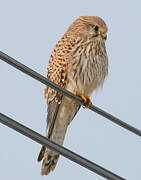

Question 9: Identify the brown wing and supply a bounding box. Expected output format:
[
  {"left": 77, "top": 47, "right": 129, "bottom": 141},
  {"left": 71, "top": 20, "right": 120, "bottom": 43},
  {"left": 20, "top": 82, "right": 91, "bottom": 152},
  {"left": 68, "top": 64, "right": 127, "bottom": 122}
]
[
  {"left": 44, "top": 34, "right": 79, "bottom": 131},
  {"left": 37, "top": 96, "right": 60, "bottom": 162},
  {"left": 46, "top": 94, "right": 61, "bottom": 138},
  {"left": 45, "top": 36, "right": 69, "bottom": 104},
  {"left": 38, "top": 34, "right": 78, "bottom": 162}
]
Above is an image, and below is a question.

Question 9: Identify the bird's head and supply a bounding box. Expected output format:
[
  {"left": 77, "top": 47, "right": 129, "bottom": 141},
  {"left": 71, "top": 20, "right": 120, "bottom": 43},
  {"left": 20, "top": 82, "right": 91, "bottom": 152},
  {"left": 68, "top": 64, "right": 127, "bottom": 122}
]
[{"left": 67, "top": 16, "right": 108, "bottom": 40}]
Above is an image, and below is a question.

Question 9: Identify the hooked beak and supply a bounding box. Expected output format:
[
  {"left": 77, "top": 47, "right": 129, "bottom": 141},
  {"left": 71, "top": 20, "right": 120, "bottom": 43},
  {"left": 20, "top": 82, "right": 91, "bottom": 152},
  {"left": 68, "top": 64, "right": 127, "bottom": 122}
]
[
  {"left": 102, "top": 32, "right": 107, "bottom": 40},
  {"left": 99, "top": 27, "right": 107, "bottom": 40}
]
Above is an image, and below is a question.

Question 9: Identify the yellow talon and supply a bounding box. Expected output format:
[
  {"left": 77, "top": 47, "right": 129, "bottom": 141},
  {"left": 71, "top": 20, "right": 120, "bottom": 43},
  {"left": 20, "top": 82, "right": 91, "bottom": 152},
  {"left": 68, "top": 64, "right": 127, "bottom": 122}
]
[{"left": 73, "top": 91, "right": 92, "bottom": 108}]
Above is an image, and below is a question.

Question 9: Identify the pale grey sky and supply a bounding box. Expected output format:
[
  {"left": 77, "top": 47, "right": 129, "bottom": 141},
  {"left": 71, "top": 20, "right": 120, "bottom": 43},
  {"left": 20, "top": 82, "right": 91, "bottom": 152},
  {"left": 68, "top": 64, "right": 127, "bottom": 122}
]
[{"left": 0, "top": 0, "right": 141, "bottom": 179}]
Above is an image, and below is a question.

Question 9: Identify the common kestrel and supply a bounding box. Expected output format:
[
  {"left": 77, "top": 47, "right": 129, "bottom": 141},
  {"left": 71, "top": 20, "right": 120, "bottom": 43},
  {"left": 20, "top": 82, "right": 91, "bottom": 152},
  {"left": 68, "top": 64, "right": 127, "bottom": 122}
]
[{"left": 37, "top": 16, "right": 108, "bottom": 175}]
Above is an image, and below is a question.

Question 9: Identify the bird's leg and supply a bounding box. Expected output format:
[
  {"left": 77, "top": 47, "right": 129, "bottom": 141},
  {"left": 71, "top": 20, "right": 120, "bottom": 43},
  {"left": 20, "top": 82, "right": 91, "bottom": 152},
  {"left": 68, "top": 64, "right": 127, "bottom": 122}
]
[{"left": 73, "top": 91, "right": 92, "bottom": 108}]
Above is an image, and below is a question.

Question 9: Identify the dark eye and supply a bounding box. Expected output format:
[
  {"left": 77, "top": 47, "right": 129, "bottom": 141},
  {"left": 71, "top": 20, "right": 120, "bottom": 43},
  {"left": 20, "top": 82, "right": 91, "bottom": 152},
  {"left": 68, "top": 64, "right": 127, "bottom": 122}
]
[{"left": 94, "top": 26, "right": 99, "bottom": 31}]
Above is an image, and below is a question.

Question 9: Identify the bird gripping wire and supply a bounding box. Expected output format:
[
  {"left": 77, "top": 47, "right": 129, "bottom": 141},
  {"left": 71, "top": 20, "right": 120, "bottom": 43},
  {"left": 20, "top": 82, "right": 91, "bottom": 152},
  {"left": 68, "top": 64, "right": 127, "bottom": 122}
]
[{"left": 0, "top": 51, "right": 141, "bottom": 137}]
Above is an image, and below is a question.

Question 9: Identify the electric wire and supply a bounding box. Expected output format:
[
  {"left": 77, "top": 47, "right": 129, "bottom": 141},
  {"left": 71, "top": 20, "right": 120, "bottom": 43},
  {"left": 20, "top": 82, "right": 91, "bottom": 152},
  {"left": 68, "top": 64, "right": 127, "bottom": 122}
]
[
  {"left": 0, "top": 51, "right": 141, "bottom": 137},
  {"left": 0, "top": 112, "right": 126, "bottom": 180}
]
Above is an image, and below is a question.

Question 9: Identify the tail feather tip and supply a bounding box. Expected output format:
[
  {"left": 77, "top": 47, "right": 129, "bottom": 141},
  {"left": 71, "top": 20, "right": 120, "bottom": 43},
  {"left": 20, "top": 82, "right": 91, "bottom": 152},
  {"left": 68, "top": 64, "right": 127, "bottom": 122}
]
[{"left": 41, "top": 154, "right": 59, "bottom": 176}]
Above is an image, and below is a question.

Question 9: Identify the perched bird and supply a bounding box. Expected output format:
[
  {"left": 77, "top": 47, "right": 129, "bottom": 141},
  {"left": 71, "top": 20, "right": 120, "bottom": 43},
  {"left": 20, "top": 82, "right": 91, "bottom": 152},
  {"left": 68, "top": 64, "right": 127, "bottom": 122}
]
[{"left": 37, "top": 16, "right": 108, "bottom": 175}]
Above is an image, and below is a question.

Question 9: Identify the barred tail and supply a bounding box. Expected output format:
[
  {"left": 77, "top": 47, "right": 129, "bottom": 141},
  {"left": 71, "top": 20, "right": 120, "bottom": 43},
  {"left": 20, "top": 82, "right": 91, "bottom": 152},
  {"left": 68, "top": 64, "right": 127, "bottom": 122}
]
[
  {"left": 37, "top": 95, "right": 80, "bottom": 175},
  {"left": 41, "top": 149, "right": 59, "bottom": 175}
]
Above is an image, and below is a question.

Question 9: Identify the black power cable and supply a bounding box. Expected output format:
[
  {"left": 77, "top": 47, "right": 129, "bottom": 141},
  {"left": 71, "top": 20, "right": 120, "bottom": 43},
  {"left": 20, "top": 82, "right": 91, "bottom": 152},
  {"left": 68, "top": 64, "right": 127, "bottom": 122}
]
[
  {"left": 0, "top": 113, "right": 126, "bottom": 180},
  {"left": 0, "top": 51, "right": 141, "bottom": 137}
]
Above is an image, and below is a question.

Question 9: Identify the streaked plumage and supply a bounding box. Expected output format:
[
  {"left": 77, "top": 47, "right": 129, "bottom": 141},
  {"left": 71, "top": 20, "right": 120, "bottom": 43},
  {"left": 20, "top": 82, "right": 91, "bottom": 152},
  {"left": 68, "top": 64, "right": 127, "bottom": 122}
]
[{"left": 38, "top": 16, "right": 108, "bottom": 175}]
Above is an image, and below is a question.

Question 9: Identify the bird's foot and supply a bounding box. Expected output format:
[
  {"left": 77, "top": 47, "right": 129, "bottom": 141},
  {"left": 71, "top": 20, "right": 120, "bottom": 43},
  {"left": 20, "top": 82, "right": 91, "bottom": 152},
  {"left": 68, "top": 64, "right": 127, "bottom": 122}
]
[{"left": 73, "top": 91, "right": 92, "bottom": 108}]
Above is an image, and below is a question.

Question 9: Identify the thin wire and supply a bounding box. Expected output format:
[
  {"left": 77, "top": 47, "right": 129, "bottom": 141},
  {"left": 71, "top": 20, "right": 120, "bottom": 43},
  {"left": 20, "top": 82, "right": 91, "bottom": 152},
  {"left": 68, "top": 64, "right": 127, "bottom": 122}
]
[
  {"left": 0, "top": 51, "right": 141, "bottom": 137},
  {"left": 0, "top": 112, "right": 125, "bottom": 180}
]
